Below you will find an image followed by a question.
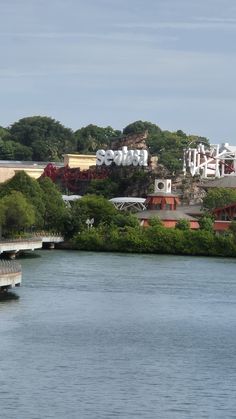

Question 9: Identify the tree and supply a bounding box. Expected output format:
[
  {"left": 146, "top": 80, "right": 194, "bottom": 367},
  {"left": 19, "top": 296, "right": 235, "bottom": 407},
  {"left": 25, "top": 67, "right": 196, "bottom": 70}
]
[
  {"left": 86, "top": 178, "right": 119, "bottom": 198},
  {"left": 0, "top": 139, "right": 14, "bottom": 160},
  {"left": 0, "top": 139, "right": 33, "bottom": 160},
  {"left": 1, "top": 191, "right": 35, "bottom": 236},
  {"left": 69, "top": 195, "right": 119, "bottom": 236},
  {"left": 38, "top": 176, "right": 69, "bottom": 232},
  {"left": 202, "top": 188, "right": 236, "bottom": 211},
  {"left": 148, "top": 216, "right": 163, "bottom": 228},
  {"left": 8, "top": 116, "right": 76, "bottom": 161},
  {"left": 198, "top": 214, "right": 214, "bottom": 231},
  {"left": 0, "top": 126, "right": 10, "bottom": 140},
  {"left": 123, "top": 120, "right": 161, "bottom": 136},
  {"left": 122, "top": 120, "right": 209, "bottom": 175},
  {"left": 0, "top": 171, "right": 45, "bottom": 228},
  {"left": 147, "top": 130, "right": 195, "bottom": 174},
  {"left": 175, "top": 219, "right": 190, "bottom": 230},
  {"left": 74, "top": 124, "right": 121, "bottom": 153}
]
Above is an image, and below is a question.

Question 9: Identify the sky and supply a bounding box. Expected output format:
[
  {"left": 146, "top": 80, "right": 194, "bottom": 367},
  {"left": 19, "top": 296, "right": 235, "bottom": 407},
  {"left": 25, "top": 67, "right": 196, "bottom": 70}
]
[{"left": 1, "top": 0, "right": 236, "bottom": 144}]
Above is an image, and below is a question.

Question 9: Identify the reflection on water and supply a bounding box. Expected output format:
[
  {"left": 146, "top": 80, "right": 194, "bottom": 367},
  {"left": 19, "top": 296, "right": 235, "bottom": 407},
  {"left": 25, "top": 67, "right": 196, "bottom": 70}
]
[
  {"left": 0, "top": 290, "right": 20, "bottom": 303},
  {"left": 17, "top": 251, "right": 42, "bottom": 259}
]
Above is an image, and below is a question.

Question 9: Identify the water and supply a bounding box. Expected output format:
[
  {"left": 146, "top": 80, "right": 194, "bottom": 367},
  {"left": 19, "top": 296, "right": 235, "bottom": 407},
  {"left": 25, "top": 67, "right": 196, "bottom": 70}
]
[{"left": 1, "top": 250, "right": 236, "bottom": 419}]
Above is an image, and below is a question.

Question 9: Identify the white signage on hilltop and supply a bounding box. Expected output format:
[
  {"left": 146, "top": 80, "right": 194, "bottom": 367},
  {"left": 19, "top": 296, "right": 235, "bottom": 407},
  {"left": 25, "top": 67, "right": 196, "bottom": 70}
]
[{"left": 96, "top": 146, "right": 148, "bottom": 167}]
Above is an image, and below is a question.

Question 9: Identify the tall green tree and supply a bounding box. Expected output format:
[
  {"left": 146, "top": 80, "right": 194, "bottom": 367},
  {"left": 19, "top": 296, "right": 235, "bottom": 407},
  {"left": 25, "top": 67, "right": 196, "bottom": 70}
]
[
  {"left": 202, "top": 188, "right": 236, "bottom": 211},
  {"left": 2, "top": 191, "right": 35, "bottom": 236},
  {"left": 0, "top": 171, "right": 45, "bottom": 228},
  {"left": 123, "top": 120, "right": 161, "bottom": 136},
  {"left": 74, "top": 124, "right": 121, "bottom": 153},
  {"left": 38, "top": 176, "right": 69, "bottom": 232},
  {"left": 0, "top": 126, "right": 10, "bottom": 140},
  {"left": 0, "top": 139, "right": 33, "bottom": 160},
  {"left": 69, "top": 195, "right": 118, "bottom": 237},
  {"left": 9, "top": 116, "right": 76, "bottom": 161}
]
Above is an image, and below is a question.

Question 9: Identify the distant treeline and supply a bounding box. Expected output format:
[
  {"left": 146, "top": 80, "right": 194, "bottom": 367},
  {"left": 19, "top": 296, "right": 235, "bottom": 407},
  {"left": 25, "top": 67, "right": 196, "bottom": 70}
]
[{"left": 0, "top": 116, "right": 209, "bottom": 174}]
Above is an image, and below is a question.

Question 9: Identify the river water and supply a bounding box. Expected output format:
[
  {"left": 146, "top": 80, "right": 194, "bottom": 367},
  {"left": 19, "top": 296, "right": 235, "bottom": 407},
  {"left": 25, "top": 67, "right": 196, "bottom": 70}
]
[{"left": 1, "top": 250, "right": 236, "bottom": 419}]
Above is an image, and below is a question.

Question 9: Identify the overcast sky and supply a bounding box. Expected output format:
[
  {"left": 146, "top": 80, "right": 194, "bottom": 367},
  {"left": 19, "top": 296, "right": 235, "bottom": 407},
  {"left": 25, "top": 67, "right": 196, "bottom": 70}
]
[{"left": 1, "top": 0, "right": 236, "bottom": 143}]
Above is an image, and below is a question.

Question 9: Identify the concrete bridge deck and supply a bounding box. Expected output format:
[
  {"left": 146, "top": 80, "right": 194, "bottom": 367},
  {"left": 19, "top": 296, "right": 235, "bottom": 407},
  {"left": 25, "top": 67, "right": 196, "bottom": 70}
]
[
  {"left": 0, "top": 235, "right": 64, "bottom": 257},
  {"left": 33, "top": 233, "right": 64, "bottom": 249},
  {"left": 0, "top": 238, "right": 43, "bottom": 258},
  {"left": 0, "top": 260, "right": 21, "bottom": 291}
]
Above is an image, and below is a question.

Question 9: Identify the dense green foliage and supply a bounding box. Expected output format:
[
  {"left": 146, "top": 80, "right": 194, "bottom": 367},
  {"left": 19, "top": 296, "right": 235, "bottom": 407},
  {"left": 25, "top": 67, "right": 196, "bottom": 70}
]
[
  {"left": 67, "top": 195, "right": 120, "bottom": 237},
  {"left": 60, "top": 194, "right": 236, "bottom": 257},
  {"left": 123, "top": 121, "right": 161, "bottom": 136},
  {"left": 1, "top": 191, "right": 35, "bottom": 236},
  {"left": 72, "top": 221, "right": 236, "bottom": 257},
  {"left": 202, "top": 188, "right": 236, "bottom": 210},
  {"left": 0, "top": 172, "right": 67, "bottom": 234},
  {"left": 198, "top": 214, "right": 214, "bottom": 232},
  {"left": 123, "top": 120, "right": 209, "bottom": 174},
  {"left": 74, "top": 124, "right": 121, "bottom": 153},
  {"left": 38, "top": 177, "right": 69, "bottom": 232},
  {"left": 86, "top": 178, "right": 119, "bottom": 198},
  {"left": 8, "top": 116, "right": 75, "bottom": 161},
  {"left": 0, "top": 140, "right": 33, "bottom": 160},
  {"left": 175, "top": 219, "right": 190, "bottom": 230},
  {"left": 0, "top": 171, "right": 45, "bottom": 228}
]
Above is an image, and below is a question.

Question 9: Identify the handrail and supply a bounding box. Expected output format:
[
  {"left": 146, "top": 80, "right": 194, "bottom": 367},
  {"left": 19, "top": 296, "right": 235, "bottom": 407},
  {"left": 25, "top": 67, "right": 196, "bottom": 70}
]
[
  {"left": 32, "top": 232, "right": 63, "bottom": 237},
  {"left": 0, "top": 238, "right": 42, "bottom": 243},
  {"left": 0, "top": 260, "right": 21, "bottom": 274}
]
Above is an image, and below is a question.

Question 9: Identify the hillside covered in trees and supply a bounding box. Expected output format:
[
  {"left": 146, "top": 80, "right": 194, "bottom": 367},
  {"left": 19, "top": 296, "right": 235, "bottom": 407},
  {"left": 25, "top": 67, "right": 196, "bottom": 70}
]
[{"left": 0, "top": 116, "right": 209, "bottom": 176}]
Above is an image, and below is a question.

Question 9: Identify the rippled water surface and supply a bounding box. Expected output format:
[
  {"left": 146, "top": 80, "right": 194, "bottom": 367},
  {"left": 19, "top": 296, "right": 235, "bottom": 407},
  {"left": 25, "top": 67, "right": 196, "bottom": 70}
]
[{"left": 1, "top": 250, "right": 236, "bottom": 418}]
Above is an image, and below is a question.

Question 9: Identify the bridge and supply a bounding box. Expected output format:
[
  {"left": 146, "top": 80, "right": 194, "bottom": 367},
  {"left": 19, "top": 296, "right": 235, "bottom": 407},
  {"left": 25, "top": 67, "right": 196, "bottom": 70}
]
[
  {"left": 0, "top": 234, "right": 64, "bottom": 258},
  {"left": 33, "top": 233, "right": 64, "bottom": 249},
  {"left": 0, "top": 260, "right": 21, "bottom": 291},
  {"left": 0, "top": 238, "right": 42, "bottom": 258}
]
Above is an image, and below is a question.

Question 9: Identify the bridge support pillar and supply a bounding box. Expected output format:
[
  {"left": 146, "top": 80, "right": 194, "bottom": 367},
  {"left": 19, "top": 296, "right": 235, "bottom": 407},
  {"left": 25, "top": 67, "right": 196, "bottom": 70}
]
[
  {"left": 43, "top": 242, "right": 55, "bottom": 249},
  {"left": 6, "top": 251, "right": 17, "bottom": 260}
]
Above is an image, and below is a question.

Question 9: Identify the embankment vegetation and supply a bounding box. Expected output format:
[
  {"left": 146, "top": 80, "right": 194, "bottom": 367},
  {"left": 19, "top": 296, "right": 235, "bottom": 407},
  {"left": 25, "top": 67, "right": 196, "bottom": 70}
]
[{"left": 0, "top": 171, "right": 236, "bottom": 257}]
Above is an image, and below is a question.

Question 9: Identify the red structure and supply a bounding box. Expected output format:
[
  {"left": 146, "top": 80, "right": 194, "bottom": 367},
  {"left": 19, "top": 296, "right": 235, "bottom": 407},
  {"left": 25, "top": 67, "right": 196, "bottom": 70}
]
[
  {"left": 211, "top": 202, "right": 236, "bottom": 231},
  {"left": 136, "top": 184, "right": 199, "bottom": 229},
  {"left": 213, "top": 202, "right": 236, "bottom": 221},
  {"left": 145, "top": 193, "right": 180, "bottom": 211},
  {"left": 42, "top": 163, "right": 109, "bottom": 193}
]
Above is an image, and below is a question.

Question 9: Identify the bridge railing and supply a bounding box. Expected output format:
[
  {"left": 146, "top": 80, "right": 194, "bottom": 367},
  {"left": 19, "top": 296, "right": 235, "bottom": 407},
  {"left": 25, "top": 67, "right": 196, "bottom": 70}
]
[
  {"left": 0, "top": 238, "right": 42, "bottom": 243},
  {"left": 0, "top": 260, "right": 21, "bottom": 274},
  {"left": 32, "top": 231, "right": 63, "bottom": 237}
]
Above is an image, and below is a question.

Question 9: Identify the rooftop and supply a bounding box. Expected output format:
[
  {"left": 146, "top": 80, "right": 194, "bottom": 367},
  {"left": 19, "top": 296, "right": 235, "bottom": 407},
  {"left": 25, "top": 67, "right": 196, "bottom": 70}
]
[
  {"left": 136, "top": 209, "right": 198, "bottom": 221},
  {"left": 202, "top": 176, "right": 236, "bottom": 189}
]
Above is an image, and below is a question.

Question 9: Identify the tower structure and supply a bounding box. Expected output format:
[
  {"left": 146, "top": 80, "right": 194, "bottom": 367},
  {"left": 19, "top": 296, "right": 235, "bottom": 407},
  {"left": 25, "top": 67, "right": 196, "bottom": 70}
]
[
  {"left": 146, "top": 179, "right": 180, "bottom": 211},
  {"left": 183, "top": 142, "right": 236, "bottom": 178}
]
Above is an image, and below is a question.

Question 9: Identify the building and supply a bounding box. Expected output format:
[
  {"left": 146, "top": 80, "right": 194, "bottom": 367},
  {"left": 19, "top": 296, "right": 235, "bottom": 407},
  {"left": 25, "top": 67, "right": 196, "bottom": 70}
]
[
  {"left": 0, "top": 153, "right": 97, "bottom": 184},
  {"left": 211, "top": 202, "right": 236, "bottom": 232},
  {"left": 136, "top": 179, "right": 200, "bottom": 229},
  {"left": 63, "top": 154, "right": 96, "bottom": 170},
  {"left": 0, "top": 161, "right": 51, "bottom": 183}
]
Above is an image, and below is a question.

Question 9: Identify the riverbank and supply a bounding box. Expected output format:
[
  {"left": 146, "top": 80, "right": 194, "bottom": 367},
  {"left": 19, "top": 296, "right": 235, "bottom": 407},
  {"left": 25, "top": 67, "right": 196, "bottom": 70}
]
[{"left": 57, "top": 224, "right": 236, "bottom": 258}]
